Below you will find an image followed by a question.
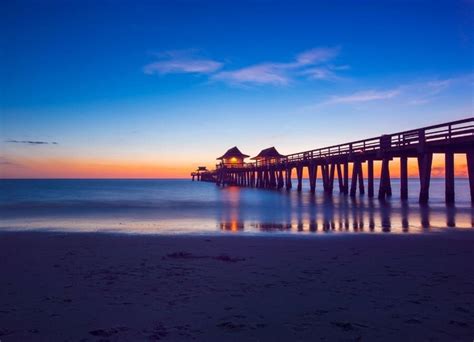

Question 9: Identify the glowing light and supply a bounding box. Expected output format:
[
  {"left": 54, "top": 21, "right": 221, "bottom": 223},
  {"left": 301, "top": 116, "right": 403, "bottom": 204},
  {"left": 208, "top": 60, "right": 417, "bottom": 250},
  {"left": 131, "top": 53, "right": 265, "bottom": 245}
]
[{"left": 230, "top": 157, "right": 238, "bottom": 163}]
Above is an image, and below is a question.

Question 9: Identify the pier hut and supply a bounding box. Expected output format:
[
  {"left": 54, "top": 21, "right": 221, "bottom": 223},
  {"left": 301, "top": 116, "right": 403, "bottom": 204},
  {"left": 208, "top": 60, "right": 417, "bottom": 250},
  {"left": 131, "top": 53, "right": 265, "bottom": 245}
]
[
  {"left": 251, "top": 147, "right": 286, "bottom": 189},
  {"left": 217, "top": 146, "right": 249, "bottom": 168},
  {"left": 251, "top": 147, "right": 285, "bottom": 166},
  {"left": 191, "top": 166, "right": 209, "bottom": 181}
]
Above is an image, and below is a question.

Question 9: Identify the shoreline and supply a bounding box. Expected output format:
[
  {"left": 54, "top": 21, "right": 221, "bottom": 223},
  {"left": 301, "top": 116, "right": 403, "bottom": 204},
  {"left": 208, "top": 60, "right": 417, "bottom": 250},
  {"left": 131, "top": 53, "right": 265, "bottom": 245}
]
[
  {"left": 1, "top": 226, "right": 474, "bottom": 236},
  {"left": 1, "top": 226, "right": 474, "bottom": 243},
  {"left": 1, "top": 231, "right": 473, "bottom": 341}
]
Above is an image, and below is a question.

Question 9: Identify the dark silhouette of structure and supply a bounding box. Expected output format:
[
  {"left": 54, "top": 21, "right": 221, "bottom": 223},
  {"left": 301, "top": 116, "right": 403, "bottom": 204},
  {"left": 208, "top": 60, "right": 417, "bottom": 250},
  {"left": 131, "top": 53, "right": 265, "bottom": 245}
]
[
  {"left": 192, "top": 118, "right": 474, "bottom": 204},
  {"left": 191, "top": 166, "right": 209, "bottom": 181}
]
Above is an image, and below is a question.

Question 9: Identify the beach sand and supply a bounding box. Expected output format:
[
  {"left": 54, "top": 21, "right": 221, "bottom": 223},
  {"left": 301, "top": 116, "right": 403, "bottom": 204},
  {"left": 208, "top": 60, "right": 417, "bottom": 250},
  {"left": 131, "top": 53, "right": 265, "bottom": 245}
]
[{"left": 0, "top": 231, "right": 473, "bottom": 341}]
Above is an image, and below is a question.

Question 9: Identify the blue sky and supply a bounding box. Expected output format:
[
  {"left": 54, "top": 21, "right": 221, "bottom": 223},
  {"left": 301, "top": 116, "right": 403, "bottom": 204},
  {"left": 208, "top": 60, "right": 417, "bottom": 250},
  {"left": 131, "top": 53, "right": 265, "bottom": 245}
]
[{"left": 0, "top": 0, "right": 473, "bottom": 177}]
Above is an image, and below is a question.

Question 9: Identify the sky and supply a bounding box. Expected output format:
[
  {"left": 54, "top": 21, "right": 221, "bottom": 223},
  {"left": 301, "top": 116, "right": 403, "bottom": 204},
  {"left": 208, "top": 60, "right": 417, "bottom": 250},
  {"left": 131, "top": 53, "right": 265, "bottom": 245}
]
[{"left": 0, "top": 0, "right": 473, "bottom": 178}]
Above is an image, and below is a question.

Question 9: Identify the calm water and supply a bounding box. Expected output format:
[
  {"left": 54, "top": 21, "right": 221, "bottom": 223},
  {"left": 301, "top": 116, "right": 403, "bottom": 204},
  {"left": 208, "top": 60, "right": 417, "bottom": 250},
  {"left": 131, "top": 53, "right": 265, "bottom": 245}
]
[{"left": 0, "top": 179, "right": 472, "bottom": 235}]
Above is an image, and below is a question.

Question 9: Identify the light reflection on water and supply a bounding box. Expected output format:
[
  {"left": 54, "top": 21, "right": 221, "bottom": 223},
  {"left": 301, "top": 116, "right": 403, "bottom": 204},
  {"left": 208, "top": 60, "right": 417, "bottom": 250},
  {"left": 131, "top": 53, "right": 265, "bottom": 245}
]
[
  {"left": 0, "top": 179, "right": 472, "bottom": 235},
  {"left": 216, "top": 181, "right": 472, "bottom": 234}
]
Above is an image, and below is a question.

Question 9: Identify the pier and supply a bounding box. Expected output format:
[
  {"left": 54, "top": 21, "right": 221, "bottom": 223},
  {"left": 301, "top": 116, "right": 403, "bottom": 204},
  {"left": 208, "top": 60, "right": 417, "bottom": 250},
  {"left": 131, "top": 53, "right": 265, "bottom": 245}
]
[{"left": 192, "top": 118, "right": 474, "bottom": 204}]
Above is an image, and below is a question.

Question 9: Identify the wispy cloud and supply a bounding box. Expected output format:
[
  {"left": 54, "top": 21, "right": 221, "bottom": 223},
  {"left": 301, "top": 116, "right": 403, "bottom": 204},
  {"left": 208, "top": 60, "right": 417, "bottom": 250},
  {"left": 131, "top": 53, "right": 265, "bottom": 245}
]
[
  {"left": 5, "top": 140, "right": 58, "bottom": 145},
  {"left": 144, "top": 59, "right": 222, "bottom": 75},
  {"left": 145, "top": 47, "right": 346, "bottom": 85},
  {"left": 405, "top": 79, "right": 454, "bottom": 105},
  {"left": 295, "top": 47, "right": 340, "bottom": 66},
  {"left": 212, "top": 63, "right": 290, "bottom": 86},
  {"left": 301, "top": 74, "right": 472, "bottom": 112},
  {"left": 327, "top": 89, "right": 401, "bottom": 104},
  {"left": 143, "top": 50, "right": 223, "bottom": 75},
  {"left": 211, "top": 46, "right": 345, "bottom": 86},
  {"left": 0, "top": 157, "right": 14, "bottom": 165},
  {"left": 301, "top": 67, "right": 341, "bottom": 81},
  {"left": 0, "top": 156, "right": 24, "bottom": 168},
  {"left": 397, "top": 74, "right": 472, "bottom": 105}
]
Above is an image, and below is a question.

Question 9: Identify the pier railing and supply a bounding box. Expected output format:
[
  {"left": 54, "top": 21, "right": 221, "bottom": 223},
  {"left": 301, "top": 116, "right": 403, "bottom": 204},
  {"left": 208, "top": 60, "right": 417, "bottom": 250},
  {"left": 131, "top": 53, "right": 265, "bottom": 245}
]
[{"left": 282, "top": 118, "right": 474, "bottom": 163}]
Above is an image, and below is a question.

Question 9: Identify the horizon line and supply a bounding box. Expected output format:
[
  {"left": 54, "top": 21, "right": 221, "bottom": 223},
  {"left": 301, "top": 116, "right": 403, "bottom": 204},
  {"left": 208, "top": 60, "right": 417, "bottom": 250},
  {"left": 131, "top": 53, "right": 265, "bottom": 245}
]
[{"left": 0, "top": 177, "right": 469, "bottom": 180}]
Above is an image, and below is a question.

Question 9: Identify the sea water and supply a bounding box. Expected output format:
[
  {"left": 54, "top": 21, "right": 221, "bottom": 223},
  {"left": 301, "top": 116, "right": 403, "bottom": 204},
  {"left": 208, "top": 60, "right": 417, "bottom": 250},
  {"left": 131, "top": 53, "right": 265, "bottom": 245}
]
[{"left": 0, "top": 179, "right": 472, "bottom": 235}]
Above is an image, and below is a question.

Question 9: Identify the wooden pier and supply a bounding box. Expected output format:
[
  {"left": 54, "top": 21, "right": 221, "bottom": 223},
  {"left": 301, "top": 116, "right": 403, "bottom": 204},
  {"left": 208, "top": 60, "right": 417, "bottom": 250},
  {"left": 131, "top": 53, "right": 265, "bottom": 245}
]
[{"left": 192, "top": 118, "right": 474, "bottom": 204}]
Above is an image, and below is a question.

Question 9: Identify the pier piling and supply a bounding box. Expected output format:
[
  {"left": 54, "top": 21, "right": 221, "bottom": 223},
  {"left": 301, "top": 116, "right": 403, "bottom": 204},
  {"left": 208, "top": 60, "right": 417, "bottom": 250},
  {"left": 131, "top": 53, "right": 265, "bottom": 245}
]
[
  {"left": 367, "top": 159, "right": 374, "bottom": 198},
  {"left": 445, "top": 152, "right": 454, "bottom": 204},
  {"left": 400, "top": 156, "right": 408, "bottom": 200},
  {"left": 467, "top": 151, "right": 474, "bottom": 203},
  {"left": 418, "top": 153, "right": 433, "bottom": 204}
]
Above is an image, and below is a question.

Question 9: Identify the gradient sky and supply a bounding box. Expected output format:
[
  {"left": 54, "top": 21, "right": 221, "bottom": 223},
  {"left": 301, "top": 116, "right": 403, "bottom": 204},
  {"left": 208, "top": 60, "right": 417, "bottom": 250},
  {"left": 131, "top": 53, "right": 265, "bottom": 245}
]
[{"left": 1, "top": 0, "right": 473, "bottom": 178}]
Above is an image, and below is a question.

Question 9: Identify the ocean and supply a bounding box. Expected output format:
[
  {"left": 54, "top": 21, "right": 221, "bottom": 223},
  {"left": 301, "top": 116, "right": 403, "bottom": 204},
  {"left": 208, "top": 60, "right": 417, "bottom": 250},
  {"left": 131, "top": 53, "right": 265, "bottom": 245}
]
[{"left": 0, "top": 179, "right": 472, "bottom": 235}]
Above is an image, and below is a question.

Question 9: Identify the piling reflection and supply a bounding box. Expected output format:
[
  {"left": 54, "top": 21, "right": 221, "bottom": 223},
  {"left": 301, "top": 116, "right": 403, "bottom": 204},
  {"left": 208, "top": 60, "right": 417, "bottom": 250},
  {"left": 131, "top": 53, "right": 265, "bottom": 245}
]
[
  {"left": 217, "top": 185, "right": 474, "bottom": 234},
  {"left": 446, "top": 205, "right": 456, "bottom": 228},
  {"left": 401, "top": 201, "right": 409, "bottom": 232}
]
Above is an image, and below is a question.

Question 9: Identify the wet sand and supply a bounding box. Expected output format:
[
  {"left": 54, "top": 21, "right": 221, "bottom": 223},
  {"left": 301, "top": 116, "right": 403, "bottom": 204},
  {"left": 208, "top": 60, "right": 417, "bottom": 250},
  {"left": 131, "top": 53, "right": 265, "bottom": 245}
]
[{"left": 0, "top": 231, "right": 473, "bottom": 341}]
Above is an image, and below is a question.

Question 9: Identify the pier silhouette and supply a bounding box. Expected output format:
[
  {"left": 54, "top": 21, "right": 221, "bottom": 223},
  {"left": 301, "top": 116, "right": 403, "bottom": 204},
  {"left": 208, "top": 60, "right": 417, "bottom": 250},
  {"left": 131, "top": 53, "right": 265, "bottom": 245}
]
[{"left": 192, "top": 118, "right": 474, "bottom": 204}]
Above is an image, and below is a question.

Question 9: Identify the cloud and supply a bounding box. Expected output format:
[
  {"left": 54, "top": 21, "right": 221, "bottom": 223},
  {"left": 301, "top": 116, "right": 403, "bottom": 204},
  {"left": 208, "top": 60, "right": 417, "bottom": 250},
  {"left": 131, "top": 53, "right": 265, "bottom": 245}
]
[
  {"left": 405, "top": 79, "right": 455, "bottom": 105},
  {"left": 145, "top": 47, "right": 345, "bottom": 85},
  {"left": 301, "top": 67, "right": 340, "bottom": 81},
  {"left": 327, "top": 89, "right": 400, "bottom": 104},
  {"left": 0, "top": 156, "right": 24, "bottom": 168},
  {"left": 211, "top": 46, "right": 344, "bottom": 86},
  {"left": 144, "top": 59, "right": 222, "bottom": 75},
  {"left": 0, "top": 157, "right": 14, "bottom": 165},
  {"left": 300, "top": 74, "right": 471, "bottom": 112},
  {"left": 212, "top": 63, "right": 290, "bottom": 86},
  {"left": 425, "top": 79, "right": 452, "bottom": 94},
  {"left": 5, "top": 140, "right": 58, "bottom": 145},
  {"left": 402, "top": 75, "right": 473, "bottom": 105},
  {"left": 143, "top": 50, "right": 223, "bottom": 75},
  {"left": 295, "top": 47, "right": 340, "bottom": 66}
]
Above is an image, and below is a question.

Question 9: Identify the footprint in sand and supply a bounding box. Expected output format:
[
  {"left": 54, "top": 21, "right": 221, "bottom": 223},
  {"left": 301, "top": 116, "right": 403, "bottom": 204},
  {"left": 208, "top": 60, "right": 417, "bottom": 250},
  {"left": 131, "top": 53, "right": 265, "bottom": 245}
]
[
  {"left": 404, "top": 319, "right": 422, "bottom": 324},
  {"left": 216, "top": 321, "right": 246, "bottom": 331},
  {"left": 89, "top": 326, "right": 129, "bottom": 338},
  {"left": 449, "top": 320, "right": 469, "bottom": 327},
  {"left": 0, "top": 328, "right": 14, "bottom": 337}
]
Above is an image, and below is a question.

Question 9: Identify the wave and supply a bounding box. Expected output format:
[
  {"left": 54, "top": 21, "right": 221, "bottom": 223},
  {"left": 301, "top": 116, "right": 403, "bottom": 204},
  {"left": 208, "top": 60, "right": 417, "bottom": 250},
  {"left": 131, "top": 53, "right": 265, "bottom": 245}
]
[{"left": 0, "top": 199, "right": 221, "bottom": 211}]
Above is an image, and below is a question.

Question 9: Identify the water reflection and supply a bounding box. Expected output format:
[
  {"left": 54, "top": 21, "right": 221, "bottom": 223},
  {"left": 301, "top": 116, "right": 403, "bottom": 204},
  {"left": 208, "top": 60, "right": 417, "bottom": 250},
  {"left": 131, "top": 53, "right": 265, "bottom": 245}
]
[
  {"left": 446, "top": 204, "right": 456, "bottom": 228},
  {"left": 218, "top": 185, "right": 473, "bottom": 234},
  {"left": 401, "top": 201, "right": 409, "bottom": 231}
]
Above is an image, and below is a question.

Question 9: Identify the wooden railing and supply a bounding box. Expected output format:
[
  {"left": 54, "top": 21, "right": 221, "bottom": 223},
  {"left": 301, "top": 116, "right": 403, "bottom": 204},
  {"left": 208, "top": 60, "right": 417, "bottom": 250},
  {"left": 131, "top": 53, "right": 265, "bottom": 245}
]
[{"left": 283, "top": 118, "right": 473, "bottom": 163}]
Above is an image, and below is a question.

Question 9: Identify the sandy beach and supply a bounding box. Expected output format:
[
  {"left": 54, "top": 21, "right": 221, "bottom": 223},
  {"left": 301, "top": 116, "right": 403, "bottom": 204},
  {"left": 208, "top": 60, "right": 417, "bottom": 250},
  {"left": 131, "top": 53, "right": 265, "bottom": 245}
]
[{"left": 0, "top": 231, "right": 473, "bottom": 341}]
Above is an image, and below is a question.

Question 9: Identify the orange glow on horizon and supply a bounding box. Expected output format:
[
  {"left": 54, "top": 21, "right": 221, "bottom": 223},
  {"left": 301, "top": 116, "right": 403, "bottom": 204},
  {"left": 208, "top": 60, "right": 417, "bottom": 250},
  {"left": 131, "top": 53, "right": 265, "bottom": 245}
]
[
  {"left": 0, "top": 153, "right": 469, "bottom": 179},
  {"left": 0, "top": 156, "right": 195, "bottom": 179}
]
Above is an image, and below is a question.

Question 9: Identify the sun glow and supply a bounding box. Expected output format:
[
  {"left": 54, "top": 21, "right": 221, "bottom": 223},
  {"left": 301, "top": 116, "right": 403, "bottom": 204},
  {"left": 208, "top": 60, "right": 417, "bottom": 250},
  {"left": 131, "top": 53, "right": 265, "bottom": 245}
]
[{"left": 0, "top": 153, "right": 468, "bottom": 179}]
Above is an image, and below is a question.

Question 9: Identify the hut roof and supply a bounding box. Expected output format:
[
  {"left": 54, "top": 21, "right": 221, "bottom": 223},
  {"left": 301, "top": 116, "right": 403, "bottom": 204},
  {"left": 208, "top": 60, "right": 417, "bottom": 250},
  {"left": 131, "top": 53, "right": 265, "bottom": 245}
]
[
  {"left": 217, "top": 146, "right": 250, "bottom": 160},
  {"left": 251, "top": 146, "right": 285, "bottom": 160}
]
